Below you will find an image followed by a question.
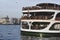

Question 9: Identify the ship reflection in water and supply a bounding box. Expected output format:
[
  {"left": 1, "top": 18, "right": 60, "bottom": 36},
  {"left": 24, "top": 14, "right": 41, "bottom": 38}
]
[
  {"left": 21, "top": 31, "right": 60, "bottom": 40},
  {"left": 21, "top": 35, "right": 60, "bottom": 40}
]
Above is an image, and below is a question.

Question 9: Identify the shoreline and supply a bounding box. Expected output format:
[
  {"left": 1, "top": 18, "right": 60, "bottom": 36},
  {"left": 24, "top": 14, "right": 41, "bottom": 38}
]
[{"left": 0, "top": 24, "right": 20, "bottom": 25}]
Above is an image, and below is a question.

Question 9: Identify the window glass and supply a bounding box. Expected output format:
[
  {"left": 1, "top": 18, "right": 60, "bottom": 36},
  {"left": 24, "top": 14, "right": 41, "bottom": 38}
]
[
  {"left": 49, "top": 23, "right": 60, "bottom": 30},
  {"left": 22, "top": 21, "right": 29, "bottom": 29},
  {"left": 55, "top": 13, "right": 60, "bottom": 20},
  {"left": 31, "top": 22, "right": 50, "bottom": 30}
]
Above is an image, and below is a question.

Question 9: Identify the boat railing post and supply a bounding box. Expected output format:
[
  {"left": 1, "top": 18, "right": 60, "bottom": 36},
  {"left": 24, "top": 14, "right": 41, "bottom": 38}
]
[
  {"left": 40, "top": 33, "right": 43, "bottom": 40},
  {"left": 28, "top": 22, "right": 32, "bottom": 30}
]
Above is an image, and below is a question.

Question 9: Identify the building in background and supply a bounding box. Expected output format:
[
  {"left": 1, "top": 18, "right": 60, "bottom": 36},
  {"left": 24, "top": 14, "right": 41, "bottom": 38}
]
[
  {"left": 0, "top": 16, "right": 21, "bottom": 24},
  {"left": 11, "top": 18, "right": 19, "bottom": 24},
  {"left": 0, "top": 16, "right": 10, "bottom": 24}
]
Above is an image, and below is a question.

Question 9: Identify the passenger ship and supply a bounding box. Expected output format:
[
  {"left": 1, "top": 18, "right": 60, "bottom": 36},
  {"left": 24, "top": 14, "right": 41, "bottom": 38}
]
[{"left": 21, "top": 3, "right": 60, "bottom": 35}]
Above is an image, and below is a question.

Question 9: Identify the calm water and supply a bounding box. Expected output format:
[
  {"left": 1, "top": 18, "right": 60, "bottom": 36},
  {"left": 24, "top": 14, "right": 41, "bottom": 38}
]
[
  {"left": 0, "top": 25, "right": 20, "bottom": 40},
  {"left": 21, "top": 36, "right": 60, "bottom": 40},
  {"left": 0, "top": 25, "right": 60, "bottom": 40}
]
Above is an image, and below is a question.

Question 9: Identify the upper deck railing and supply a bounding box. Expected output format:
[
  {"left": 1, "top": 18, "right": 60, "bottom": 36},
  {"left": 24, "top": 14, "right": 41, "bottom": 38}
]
[
  {"left": 22, "top": 3, "right": 60, "bottom": 10},
  {"left": 21, "top": 16, "right": 53, "bottom": 20}
]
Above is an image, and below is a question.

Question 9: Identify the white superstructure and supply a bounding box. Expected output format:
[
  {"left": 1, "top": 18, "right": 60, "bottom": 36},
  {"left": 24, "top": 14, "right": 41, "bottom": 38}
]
[{"left": 21, "top": 3, "right": 60, "bottom": 33}]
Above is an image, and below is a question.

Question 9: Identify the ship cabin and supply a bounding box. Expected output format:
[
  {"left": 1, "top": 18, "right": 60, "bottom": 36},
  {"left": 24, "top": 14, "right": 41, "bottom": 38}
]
[{"left": 21, "top": 3, "right": 60, "bottom": 31}]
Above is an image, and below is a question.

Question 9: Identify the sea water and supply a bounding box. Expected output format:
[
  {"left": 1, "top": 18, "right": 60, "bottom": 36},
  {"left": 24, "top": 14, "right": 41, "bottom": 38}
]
[
  {"left": 0, "top": 25, "right": 20, "bottom": 40},
  {"left": 0, "top": 25, "right": 60, "bottom": 40}
]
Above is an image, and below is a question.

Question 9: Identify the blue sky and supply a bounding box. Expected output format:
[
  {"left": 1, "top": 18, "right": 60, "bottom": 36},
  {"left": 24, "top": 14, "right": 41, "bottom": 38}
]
[{"left": 0, "top": 0, "right": 60, "bottom": 18}]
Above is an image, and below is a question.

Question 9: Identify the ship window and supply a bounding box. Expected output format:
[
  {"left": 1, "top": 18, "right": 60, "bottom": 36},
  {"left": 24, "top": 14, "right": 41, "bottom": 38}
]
[
  {"left": 30, "top": 12, "right": 54, "bottom": 19},
  {"left": 23, "top": 14, "right": 27, "bottom": 16},
  {"left": 55, "top": 13, "right": 60, "bottom": 20},
  {"left": 31, "top": 22, "right": 50, "bottom": 30},
  {"left": 49, "top": 23, "right": 60, "bottom": 30},
  {"left": 22, "top": 21, "right": 29, "bottom": 29}
]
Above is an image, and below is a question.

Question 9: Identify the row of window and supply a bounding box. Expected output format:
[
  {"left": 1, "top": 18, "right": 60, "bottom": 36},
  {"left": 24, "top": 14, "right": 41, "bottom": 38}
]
[
  {"left": 22, "top": 22, "right": 60, "bottom": 30},
  {"left": 22, "top": 12, "right": 60, "bottom": 20}
]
